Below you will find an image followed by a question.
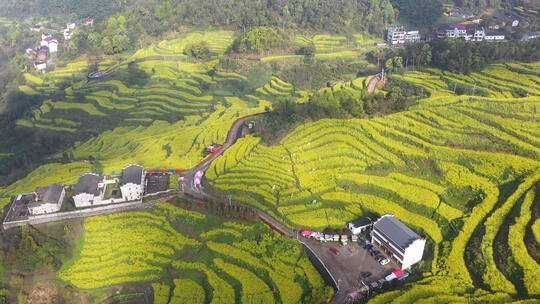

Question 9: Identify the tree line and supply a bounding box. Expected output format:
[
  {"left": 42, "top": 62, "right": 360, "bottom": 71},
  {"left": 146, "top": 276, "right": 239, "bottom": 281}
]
[{"left": 403, "top": 38, "right": 540, "bottom": 74}]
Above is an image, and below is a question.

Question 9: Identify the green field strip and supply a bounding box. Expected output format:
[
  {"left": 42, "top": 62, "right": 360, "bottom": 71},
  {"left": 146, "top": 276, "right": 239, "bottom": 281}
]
[
  {"left": 508, "top": 189, "right": 540, "bottom": 295},
  {"left": 49, "top": 101, "right": 107, "bottom": 116}
]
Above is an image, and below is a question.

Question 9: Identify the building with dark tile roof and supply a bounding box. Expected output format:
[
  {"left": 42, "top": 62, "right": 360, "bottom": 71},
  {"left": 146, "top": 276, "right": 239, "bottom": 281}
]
[{"left": 371, "top": 214, "right": 426, "bottom": 270}]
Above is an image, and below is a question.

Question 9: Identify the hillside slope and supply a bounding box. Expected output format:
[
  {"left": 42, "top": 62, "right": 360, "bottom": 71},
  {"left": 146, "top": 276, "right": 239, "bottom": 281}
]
[{"left": 207, "top": 62, "right": 540, "bottom": 299}]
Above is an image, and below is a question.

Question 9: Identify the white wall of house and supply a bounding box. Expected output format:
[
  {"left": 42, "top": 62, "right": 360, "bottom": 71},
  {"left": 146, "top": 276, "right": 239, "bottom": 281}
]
[
  {"left": 29, "top": 188, "right": 65, "bottom": 215},
  {"left": 371, "top": 228, "right": 425, "bottom": 270},
  {"left": 401, "top": 239, "right": 426, "bottom": 270},
  {"left": 74, "top": 192, "right": 100, "bottom": 208},
  {"left": 49, "top": 42, "right": 58, "bottom": 53},
  {"left": 29, "top": 203, "right": 59, "bottom": 215},
  {"left": 120, "top": 183, "right": 142, "bottom": 201},
  {"left": 348, "top": 223, "right": 370, "bottom": 235}
]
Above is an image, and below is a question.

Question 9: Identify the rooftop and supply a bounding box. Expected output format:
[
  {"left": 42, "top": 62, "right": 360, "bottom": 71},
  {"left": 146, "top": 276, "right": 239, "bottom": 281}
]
[
  {"left": 74, "top": 173, "right": 101, "bottom": 196},
  {"left": 374, "top": 214, "right": 422, "bottom": 249},
  {"left": 122, "top": 164, "right": 144, "bottom": 185},
  {"left": 28, "top": 184, "right": 64, "bottom": 208},
  {"left": 350, "top": 217, "right": 372, "bottom": 228}
]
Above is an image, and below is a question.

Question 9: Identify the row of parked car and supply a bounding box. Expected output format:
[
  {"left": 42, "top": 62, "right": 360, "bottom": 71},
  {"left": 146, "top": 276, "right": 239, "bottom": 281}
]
[{"left": 360, "top": 240, "right": 390, "bottom": 265}]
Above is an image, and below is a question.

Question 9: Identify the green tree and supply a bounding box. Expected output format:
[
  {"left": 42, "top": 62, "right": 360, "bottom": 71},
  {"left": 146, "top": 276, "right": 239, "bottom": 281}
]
[
  {"left": 233, "top": 27, "right": 284, "bottom": 54},
  {"left": 101, "top": 37, "right": 113, "bottom": 54},
  {"left": 420, "top": 44, "right": 432, "bottom": 65},
  {"left": 183, "top": 41, "right": 211, "bottom": 59}
]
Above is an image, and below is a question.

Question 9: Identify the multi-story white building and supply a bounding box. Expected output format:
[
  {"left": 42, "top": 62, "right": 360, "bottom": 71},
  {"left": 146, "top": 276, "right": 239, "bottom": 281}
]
[
  {"left": 445, "top": 24, "right": 468, "bottom": 38},
  {"left": 27, "top": 184, "right": 65, "bottom": 215},
  {"left": 120, "top": 164, "right": 145, "bottom": 201},
  {"left": 371, "top": 214, "right": 426, "bottom": 270},
  {"left": 387, "top": 27, "right": 421, "bottom": 45}
]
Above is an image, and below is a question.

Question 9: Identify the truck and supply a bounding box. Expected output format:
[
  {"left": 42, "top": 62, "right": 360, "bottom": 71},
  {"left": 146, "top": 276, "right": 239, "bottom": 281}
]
[
  {"left": 385, "top": 269, "right": 409, "bottom": 282},
  {"left": 206, "top": 144, "right": 224, "bottom": 154}
]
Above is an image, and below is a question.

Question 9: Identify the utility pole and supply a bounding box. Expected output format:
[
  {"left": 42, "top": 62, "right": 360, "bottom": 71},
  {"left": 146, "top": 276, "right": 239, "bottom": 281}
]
[{"left": 470, "top": 83, "right": 476, "bottom": 102}]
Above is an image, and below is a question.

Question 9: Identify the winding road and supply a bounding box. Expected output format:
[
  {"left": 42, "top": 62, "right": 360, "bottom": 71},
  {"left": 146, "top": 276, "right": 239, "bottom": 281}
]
[{"left": 180, "top": 114, "right": 357, "bottom": 304}]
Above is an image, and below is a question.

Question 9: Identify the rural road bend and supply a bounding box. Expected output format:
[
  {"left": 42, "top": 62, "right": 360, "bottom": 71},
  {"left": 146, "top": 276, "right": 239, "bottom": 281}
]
[{"left": 181, "top": 113, "right": 355, "bottom": 304}]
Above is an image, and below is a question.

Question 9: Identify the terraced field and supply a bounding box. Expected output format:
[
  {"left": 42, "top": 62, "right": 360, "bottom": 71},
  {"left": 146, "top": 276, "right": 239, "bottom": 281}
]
[
  {"left": 207, "top": 62, "right": 540, "bottom": 300},
  {"left": 59, "top": 204, "right": 333, "bottom": 303}
]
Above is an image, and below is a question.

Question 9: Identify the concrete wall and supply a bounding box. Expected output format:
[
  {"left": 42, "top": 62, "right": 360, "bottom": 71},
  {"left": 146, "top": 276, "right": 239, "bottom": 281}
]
[{"left": 3, "top": 200, "right": 145, "bottom": 230}]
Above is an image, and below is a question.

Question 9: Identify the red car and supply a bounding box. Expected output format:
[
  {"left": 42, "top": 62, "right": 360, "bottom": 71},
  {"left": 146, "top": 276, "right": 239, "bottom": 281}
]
[{"left": 330, "top": 247, "right": 340, "bottom": 255}]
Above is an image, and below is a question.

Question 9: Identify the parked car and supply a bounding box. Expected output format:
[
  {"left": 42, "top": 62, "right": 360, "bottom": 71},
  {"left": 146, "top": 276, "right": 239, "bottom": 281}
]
[
  {"left": 330, "top": 247, "right": 340, "bottom": 255},
  {"left": 375, "top": 256, "right": 383, "bottom": 262},
  {"left": 359, "top": 240, "right": 368, "bottom": 247},
  {"left": 361, "top": 272, "right": 372, "bottom": 278},
  {"left": 380, "top": 258, "right": 390, "bottom": 265}
]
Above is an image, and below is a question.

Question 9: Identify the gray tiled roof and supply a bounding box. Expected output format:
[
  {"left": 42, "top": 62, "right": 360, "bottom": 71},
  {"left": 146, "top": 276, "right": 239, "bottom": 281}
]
[
  {"left": 374, "top": 215, "right": 421, "bottom": 249},
  {"left": 122, "top": 164, "right": 143, "bottom": 185},
  {"left": 74, "top": 173, "right": 101, "bottom": 196},
  {"left": 28, "top": 184, "right": 64, "bottom": 207},
  {"left": 350, "top": 217, "right": 372, "bottom": 228}
]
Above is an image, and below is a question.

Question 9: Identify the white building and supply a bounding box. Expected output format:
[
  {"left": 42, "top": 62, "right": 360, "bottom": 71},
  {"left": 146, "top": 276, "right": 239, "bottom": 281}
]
[
  {"left": 522, "top": 31, "right": 540, "bottom": 41},
  {"left": 120, "top": 164, "right": 145, "bottom": 201},
  {"left": 73, "top": 173, "right": 102, "bottom": 207},
  {"left": 484, "top": 32, "right": 505, "bottom": 41},
  {"left": 34, "top": 61, "right": 47, "bottom": 71},
  {"left": 27, "top": 184, "right": 65, "bottom": 215},
  {"left": 470, "top": 27, "right": 486, "bottom": 41},
  {"left": 48, "top": 39, "right": 58, "bottom": 53},
  {"left": 347, "top": 217, "right": 373, "bottom": 235},
  {"left": 445, "top": 24, "right": 467, "bottom": 38},
  {"left": 371, "top": 214, "right": 426, "bottom": 270},
  {"left": 387, "top": 27, "right": 421, "bottom": 45},
  {"left": 63, "top": 29, "right": 73, "bottom": 40},
  {"left": 40, "top": 38, "right": 58, "bottom": 53}
]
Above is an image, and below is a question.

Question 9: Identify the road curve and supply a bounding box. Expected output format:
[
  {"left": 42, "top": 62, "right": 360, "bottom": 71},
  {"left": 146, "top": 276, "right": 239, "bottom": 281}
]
[{"left": 181, "top": 113, "right": 355, "bottom": 303}]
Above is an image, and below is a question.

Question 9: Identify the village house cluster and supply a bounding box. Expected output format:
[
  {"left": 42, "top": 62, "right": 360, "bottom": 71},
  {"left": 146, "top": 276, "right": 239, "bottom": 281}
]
[
  {"left": 25, "top": 18, "right": 94, "bottom": 72},
  {"left": 73, "top": 164, "right": 144, "bottom": 207},
  {"left": 7, "top": 164, "right": 145, "bottom": 217},
  {"left": 387, "top": 9, "right": 539, "bottom": 46}
]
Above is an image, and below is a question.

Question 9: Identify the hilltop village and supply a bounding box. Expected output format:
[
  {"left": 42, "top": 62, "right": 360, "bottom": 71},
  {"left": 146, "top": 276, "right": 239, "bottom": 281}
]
[
  {"left": 25, "top": 18, "right": 94, "bottom": 71},
  {"left": 3, "top": 164, "right": 146, "bottom": 224}
]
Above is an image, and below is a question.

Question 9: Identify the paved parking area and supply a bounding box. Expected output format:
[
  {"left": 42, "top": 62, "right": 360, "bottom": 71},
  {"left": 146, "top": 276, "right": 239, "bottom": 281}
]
[{"left": 303, "top": 237, "right": 397, "bottom": 294}]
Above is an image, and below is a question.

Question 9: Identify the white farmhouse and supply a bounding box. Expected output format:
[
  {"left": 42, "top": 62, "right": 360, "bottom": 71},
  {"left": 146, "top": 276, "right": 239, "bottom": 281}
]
[
  {"left": 347, "top": 217, "right": 373, "bottom": 235},
  {"left": 387, "top": 26, "right": 421, "bottom": 45},
  {"left": 120, "top": 164, "right": 144, "bottom": 201},
  {"left": 484, "top": 32, "right": 505, "bottom": 41},
  {"left": 27, "top": 184, "right": 65, "bottom": 215},
  {"left": 371, "top": 214, "right": 426, "bottom": 270},
  {"left": 73, "top": 173, "right": 102, "bottom": 207},
  {"left": 34, "top": 61, "right": 47, "bottom": 71},
  {"left": 48, "top": 39, "right": 58, "bottom": 53}
]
